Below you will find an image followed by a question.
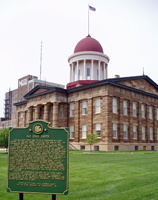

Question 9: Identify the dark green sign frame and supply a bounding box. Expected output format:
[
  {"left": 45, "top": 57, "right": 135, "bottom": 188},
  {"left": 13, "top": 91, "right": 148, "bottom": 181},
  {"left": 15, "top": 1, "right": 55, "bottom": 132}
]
[{"left": 7, "top": 120, "right": 69, "bottom": 195}]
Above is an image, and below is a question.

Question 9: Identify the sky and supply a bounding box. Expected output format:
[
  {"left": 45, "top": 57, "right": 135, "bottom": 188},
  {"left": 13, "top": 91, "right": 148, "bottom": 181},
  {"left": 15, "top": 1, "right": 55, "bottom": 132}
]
[{"left": 0, "top": 0, "right": 158, "bottom": 117}]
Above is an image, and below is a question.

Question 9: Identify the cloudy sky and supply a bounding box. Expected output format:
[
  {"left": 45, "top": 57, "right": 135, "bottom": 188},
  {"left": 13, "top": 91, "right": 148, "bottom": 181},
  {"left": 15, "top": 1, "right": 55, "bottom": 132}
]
[{"left": 0, "top": 0, "right": 158, "bottom": 116}]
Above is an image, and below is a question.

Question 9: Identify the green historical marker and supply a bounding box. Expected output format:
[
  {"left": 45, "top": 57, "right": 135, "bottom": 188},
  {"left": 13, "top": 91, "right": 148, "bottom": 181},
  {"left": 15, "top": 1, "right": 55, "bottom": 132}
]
[{"left": 7, "top": 120, "right": 69, "bottom": 195}]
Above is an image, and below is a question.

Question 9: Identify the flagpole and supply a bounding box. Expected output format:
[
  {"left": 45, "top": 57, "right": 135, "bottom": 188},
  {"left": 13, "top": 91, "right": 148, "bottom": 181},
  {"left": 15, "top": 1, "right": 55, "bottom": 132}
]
[{"left": 88, "top": 4, "right": 89, "bottom": 36}]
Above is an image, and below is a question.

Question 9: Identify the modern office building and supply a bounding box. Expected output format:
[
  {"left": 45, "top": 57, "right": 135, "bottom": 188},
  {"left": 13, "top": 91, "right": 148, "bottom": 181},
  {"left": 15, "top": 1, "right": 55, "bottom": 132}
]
[{"left": 0, "top": 75, "right": 64, "bottom": 128}]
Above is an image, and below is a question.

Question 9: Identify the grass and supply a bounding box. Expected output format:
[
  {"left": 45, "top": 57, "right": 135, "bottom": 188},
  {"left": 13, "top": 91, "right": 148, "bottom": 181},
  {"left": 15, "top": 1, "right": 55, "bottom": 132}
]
[{"left": 1, "top": 150, "right": 158, "bottom": 199}]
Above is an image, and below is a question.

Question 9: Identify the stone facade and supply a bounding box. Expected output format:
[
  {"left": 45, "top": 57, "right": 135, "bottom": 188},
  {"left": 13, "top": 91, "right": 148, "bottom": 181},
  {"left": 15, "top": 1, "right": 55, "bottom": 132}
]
[{"left": 14, "top": 76, "right": 158, "bottom": 151}]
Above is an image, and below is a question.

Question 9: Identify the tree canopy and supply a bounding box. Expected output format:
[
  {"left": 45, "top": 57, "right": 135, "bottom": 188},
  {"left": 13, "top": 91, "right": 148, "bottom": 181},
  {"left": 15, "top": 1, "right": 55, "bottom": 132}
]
[
  {"left": 0, "top": 128, "right": 9, "bottom": 150},
  {"left": 84, "top": 134, "right": 99, "bottom": 153}
]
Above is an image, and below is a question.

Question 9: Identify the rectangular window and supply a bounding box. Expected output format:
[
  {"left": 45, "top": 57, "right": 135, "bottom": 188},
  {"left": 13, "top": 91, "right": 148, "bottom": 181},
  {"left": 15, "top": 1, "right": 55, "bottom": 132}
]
[
  {"left": 70, "top": 103, "right": 74, "bottom": 117},
  {"left": 133, "top": 125, "right": 137, "bottom": 139},
  {"left": 80, "top": 145, "right": 85, "bottom": 150},
  {"left": 82, "top": 101, "right": 87, "bottom": 115},
  {"left": 150, "top": 127, "right": 153, "bottom": 140},
  {"left": 59, "top": 105, "right": 63, "bottom": 118},
  {"left": 95, "top": 98, "right": 100, "bottom": 113},
  {"left": 82, "top": 125, "right": 87, "bottom": 139},
  {"left": 142, "top": 126, "right": 145, "bottom": 140},
  {"left": 95, "top": 123, "right": 101, "bottom": 136},
  {"left": 113, "top": 98, "right": 117, "bottom": 114},
  {"left": 50, "top": 107, "right": 53, "bottom": 119},
  {"left": 133, "top": 103, "right": 137, "bottom": 117},
  {"left": 141, "top": 104, "right": 145, "bottom": 118},
  {"left": 70, "top": 125, "right": 74, "bottom": 139},
  {"left": 87, "top": 68, "right": 90, "bottom": 80},
  {"left": 113, "top": 123, "right": 117, "bottom": 138},
  {"left": 123, "top": 100, "right": 127, "bottom": 115},
  {"left": 149, "top": 106, "right": 152, "bottom": 119},
  {"left": 94, "top": 146, "right": 99, "bottom": 151},
  {"left": 123, "top": 124, "right": 128, "bottom": 139}
]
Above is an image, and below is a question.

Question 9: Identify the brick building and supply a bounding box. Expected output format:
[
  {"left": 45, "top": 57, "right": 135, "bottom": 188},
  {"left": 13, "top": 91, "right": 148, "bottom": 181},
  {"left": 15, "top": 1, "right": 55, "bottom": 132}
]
[
  {"left": 11, "top": 35, "right": 158, "bottom": 150},
  {"left": 0, "top": 75, "right": 64, "bottom": 129}
]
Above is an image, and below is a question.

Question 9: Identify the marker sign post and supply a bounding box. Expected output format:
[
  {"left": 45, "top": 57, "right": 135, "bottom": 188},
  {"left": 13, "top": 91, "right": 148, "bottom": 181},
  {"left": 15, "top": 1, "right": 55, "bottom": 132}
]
[{"left": 7, "top": 120, "right": 69, "bottom": 198}]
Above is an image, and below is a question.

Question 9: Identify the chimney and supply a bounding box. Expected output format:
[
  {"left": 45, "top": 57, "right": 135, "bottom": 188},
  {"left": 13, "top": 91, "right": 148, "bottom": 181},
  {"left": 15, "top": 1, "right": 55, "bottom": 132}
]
[{"left": 115, "top": 75, "right": 120, "bottom": 78}]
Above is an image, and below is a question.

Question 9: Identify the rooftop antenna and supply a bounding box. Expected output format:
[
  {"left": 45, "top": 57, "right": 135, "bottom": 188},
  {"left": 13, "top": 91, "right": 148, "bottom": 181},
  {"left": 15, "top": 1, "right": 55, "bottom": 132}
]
[{"left": 40, "top": 41, "right": 42, "bottom": 80}]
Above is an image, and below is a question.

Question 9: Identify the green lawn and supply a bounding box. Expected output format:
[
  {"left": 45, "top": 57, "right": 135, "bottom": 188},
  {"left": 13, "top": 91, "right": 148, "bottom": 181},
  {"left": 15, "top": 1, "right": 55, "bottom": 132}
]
[{"left": 1, "top": 150, "right": 158, "bottom": 200}]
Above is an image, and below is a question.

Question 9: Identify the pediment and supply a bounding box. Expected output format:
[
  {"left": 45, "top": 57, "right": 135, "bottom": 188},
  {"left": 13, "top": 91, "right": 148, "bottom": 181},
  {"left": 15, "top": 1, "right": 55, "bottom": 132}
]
[
  {"left": 116, "top": 78, "right": 158, "bottom": 95},
  {"left": 24, "top": 85, "right": 55, "bottom": 99}
]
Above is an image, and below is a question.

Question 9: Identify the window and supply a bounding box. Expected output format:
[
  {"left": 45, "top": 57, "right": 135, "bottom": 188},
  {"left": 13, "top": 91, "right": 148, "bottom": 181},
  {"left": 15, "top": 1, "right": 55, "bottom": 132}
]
[
  {"left": 50, "top": 107, "right": 53, "bottom": 119},
  {"left": 150, "top": 127, "right": 153, "bottom": 140},
  {"left": 87, "top": 68, "right": 90, "bottom": 80},
  {"left": 135, "top": 146, "right": 138, "bottom": 150},
  {"left": 94, "top": 146, "right": 99, "bottom": 150},
  {"left": 114, "top": 146, "right": 119, "bottom": 150},
  {"left": 149, "top": 106, "right": 152, "bottom": 119},
  {"left": 157, "top": 128, "right": 158, "bottom": 140},
  {"left": 82, "top": 101, "right": 87, "bottom": 115},
  {"left": 141, "top": 104, "right": 145, "bottom": 118},
  {"left": 95, "top": 124, "right": 101, "bottom": 136},
  {"left": 142, "top": 126, "right": 145, "bottom": 140},
  {"left": 70, "top": 125, "right": 74, "bottom": 139},
  {"left": 151, "top": 146, "right": 154, "bottom": 151},
  {"left": 80, "top": 145, "right": 85, "bottom": 150},
  {"left": 59, "top": 105, "right": 63, "bottom": 118},
  {"left": 133, "top": 125, "right": 137, "bottom": 139},
  {"left": 123, "top": 100, "right": 127, "bottom": 115},
  {"left": 157, "top": 108, "right": 158, "bottom": 120},
  {"left": 133, "top": 103, "right": 137, "bottom": 117},
  {"left": 41, "top": 107, "right": 44, "bottom": 120},
  {"left": 20, "top": 113, "right": 23, "bottom": 123},
  {"left": 113, "top": 98, "right": 117, "bottom": 114},
  {"left": 82, "top": 125, "right": 87, "bottom": 139},
  {"left": 95, "top": 98, "right": 100, "bottom": 113},
  {"left": 70, "top": 103, "right": 74, "bottom": 117},
  {"left": 123, "top": 124, "right": 128, "bottom": 139},
  {"left": 113, "top": 123, "right": 117, "bottom": 138}
]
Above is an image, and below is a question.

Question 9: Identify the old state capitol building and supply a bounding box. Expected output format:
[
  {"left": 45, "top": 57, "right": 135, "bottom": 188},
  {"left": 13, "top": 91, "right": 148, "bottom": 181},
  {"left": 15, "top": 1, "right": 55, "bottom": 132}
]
[{"left": 3, "top": 35, "right": 158, "bottom": 151}]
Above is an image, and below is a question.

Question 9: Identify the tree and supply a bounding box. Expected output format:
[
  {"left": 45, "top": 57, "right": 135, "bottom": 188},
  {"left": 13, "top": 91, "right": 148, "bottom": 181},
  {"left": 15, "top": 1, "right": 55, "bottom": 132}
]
[
  {"left": 0, "top": 128, "right": 9, "bottom": 153},
  {"left": 84, "top": 134, "right": 99, "bottom": 154}
]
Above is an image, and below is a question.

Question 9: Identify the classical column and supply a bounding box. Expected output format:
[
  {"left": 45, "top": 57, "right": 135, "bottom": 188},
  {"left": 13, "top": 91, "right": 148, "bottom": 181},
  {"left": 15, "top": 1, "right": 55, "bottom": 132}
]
[
  {"left": 43, "top": 103, "right": 49, "bottom": 122},
  {"left": 70, "top": 64, "right": 72, "bottom": 82},
  {"left": 98, "top": 61, "right": 101, "bottom": 80},
  {"left": 91, "top": 60, "right": 94, "bottom": 80},
  {"left": 16, "top": 112, "right": 19, "bottom": 127},
  {"left": 53, "top": 102, "right": 59, "bottom": 127},
  {"left": 76, "top": 61, "right": 79, "bottom": 81},
  {"left": 23, "top": 112, "right": 26, "bottom": 127},
  {"left": 35, "top": 105, "right": 41, "bottom": 120},
  {"left": 105, "top": 64, "right": 108, "bottom": 79},
  {"left": 84, "top": 60, "right": 86, "bottom": 80},
  {"left": 27, "top": 107, "right": 33, "bottom": 122},
  {"left": 71, "top": 63, "right": 74, "bottom": 82},
  {"left": 103, "top": 63, "right": 106, "bottom": 80},
  {"left": 74, "top": 101, "right": 80, "bottom": 142}
]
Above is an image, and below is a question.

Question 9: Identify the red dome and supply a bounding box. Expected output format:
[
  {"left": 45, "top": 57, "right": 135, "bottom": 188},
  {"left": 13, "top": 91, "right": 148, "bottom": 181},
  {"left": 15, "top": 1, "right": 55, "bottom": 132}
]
[{"left": 74, "top": 35, "right": 103, "bottom": 53}]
